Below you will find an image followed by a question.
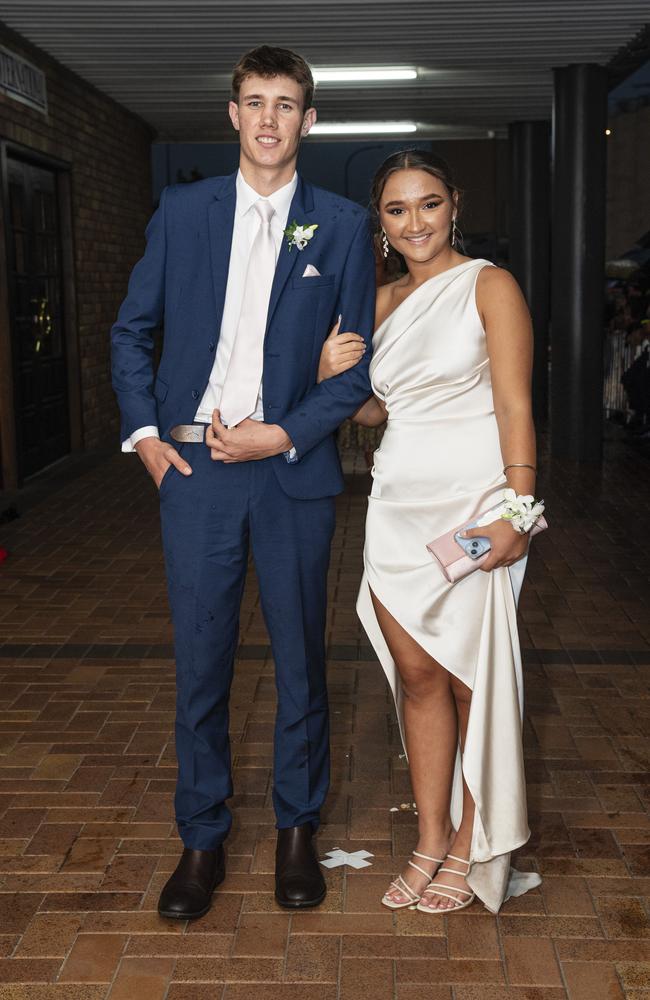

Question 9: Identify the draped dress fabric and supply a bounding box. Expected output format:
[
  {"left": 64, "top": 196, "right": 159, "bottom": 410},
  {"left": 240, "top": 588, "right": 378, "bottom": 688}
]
[{"left": 356, "top": 259, "right": 541, "bottom": 913}]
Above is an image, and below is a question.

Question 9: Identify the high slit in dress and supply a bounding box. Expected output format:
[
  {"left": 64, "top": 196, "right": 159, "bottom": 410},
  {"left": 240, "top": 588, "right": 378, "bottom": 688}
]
[{"left": 356, "top": 259, "right": 541, "bottom": 913}]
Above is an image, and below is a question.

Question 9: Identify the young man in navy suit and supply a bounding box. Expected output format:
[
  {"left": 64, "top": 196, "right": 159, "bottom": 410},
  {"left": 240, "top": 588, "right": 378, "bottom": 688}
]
[{"left": 111, "top": 46, "right": 374, "bottom": 920}]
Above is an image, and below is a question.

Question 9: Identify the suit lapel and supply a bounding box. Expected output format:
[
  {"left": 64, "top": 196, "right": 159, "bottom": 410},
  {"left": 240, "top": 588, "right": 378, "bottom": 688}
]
[
  {"left": 206, "top": 173, "right": 237, "bottom": 322},
  {"left": 266, "top": 175, "right": 315, "bottom": 329}
]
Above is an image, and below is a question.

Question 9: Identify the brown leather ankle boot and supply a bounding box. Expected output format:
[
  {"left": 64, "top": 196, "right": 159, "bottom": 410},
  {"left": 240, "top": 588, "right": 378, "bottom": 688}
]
[{"left": 158, "top": 846, "right": 225, "bottom": 920}]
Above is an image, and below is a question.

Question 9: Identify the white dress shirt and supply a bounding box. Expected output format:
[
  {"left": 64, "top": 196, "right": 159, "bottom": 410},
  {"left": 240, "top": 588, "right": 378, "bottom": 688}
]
[{"left": 123, "top": 169, "right": 298, "bottom": 452}]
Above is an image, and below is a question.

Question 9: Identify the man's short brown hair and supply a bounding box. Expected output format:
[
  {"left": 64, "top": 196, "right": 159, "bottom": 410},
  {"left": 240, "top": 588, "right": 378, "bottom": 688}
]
[{"left": 231, "top": 45, "right": 315, "bottom": 110}]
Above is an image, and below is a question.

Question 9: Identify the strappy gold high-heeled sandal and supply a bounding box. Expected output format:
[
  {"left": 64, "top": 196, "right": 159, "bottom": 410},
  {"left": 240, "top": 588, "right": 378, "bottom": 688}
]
[
  {"left": 381, "top": 850, "right": 445, "bottom": 910},
  {"left": 416, "top": 853, "right": 475, "bottom": 913}
]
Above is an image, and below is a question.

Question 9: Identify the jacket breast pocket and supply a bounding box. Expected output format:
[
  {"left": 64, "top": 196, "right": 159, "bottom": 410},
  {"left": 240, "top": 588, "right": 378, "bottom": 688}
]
[{"left": 290, "top": 274, "right": 335, "bottom": 290}]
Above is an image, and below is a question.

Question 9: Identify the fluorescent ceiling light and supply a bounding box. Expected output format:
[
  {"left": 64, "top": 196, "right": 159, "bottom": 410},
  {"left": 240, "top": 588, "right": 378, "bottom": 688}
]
[
  {"left": 313, "top": 67, "right": 417, "bottom": 83},
  {"left": 310, "top": 122, "right": 418, "bottom": 135}
]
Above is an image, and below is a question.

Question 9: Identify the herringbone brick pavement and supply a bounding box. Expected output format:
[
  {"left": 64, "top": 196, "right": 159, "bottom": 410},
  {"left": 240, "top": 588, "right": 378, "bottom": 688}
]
[{"left": 0, "top": 439, "right": 648, "bottom": 999}]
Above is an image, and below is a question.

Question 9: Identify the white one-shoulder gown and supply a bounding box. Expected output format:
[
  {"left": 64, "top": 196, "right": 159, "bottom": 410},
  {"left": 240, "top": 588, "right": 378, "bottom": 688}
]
[{"left": 356, "top": 259, "right": 541, "bottom": 913}]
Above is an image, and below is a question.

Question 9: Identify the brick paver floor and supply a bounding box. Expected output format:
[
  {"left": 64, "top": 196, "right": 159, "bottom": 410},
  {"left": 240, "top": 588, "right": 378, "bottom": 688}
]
[{"left": 0, "top": 436, "right": 648, "bottom": 999}]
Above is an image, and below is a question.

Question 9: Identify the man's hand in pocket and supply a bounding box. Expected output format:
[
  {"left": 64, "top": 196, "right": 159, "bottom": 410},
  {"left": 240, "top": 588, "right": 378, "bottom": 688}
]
[{"left": 134, "top": 436, "right": 193, "bottom": 488}]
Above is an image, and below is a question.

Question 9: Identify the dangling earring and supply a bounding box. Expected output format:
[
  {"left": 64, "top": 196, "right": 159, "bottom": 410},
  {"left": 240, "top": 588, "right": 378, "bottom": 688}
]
[
  {"left": 381, "top": 229, "right": 390, "bottom": 258},
  {"left": 451, "top": 217, "right": 457, "bottom": 248}
]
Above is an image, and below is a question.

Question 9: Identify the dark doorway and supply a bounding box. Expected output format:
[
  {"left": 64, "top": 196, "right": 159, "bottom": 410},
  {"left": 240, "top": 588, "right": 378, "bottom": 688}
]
[{"left": 6, "top": 155, "right": 69, "bottom": 479}]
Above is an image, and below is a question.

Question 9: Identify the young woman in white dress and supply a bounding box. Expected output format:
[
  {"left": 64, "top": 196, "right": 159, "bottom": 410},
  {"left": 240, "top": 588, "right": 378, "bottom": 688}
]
[{"left": 318, "top": 150, "right": 543, "bottom": 914}]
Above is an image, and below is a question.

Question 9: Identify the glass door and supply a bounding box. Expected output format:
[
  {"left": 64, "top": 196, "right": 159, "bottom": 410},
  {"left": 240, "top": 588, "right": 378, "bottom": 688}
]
[{"left": 6, "top": 156, "right": 69, "bottom": 479}]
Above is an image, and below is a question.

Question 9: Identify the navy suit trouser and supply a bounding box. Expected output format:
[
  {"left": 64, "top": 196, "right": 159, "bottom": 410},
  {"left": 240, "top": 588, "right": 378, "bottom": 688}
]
[{"left": 158, "top": 443, "right": 335, "bottom": 850}]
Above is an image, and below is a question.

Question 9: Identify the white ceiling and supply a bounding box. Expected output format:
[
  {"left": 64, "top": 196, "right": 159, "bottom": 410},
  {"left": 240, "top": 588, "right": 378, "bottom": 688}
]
[{"left": 1, "top": 0, "right": 648, "bottom": 141}]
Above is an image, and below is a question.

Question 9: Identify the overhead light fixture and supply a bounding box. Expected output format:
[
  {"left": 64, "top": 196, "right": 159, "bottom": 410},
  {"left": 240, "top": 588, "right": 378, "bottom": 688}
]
[
  {"left": 310, "top": 122, "right": 418, "bottom": 135},
  {"left": 313, "top": 67, "right": 417, "bottom": 83}
]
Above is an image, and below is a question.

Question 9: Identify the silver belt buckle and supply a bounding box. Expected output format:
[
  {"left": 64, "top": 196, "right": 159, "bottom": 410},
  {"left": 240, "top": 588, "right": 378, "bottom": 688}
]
[{"left": 170, "top": 424, "right": 206, "bottom": 443}]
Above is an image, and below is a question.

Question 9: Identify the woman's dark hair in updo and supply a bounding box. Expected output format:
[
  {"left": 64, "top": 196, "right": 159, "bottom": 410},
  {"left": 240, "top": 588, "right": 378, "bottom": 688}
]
[{"left": 369, "top": 148, "right": 461, "bottom": 219}]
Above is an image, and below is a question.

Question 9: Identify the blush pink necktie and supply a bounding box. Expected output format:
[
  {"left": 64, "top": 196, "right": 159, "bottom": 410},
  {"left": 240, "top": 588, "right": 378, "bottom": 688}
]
[{"left": 219, "top": 199, "right": 277, "bottom": 428}]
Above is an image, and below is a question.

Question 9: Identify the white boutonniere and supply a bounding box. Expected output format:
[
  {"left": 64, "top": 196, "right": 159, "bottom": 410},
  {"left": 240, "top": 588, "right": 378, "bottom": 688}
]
[{"left": 284, "top": 219, "right": 318, "bottom": 252}]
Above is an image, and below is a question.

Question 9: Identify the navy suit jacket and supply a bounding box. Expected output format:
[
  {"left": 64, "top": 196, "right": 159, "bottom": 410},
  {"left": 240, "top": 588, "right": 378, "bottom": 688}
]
[{"left": 111, "top": 172, "right": 375, "bottom": 499}]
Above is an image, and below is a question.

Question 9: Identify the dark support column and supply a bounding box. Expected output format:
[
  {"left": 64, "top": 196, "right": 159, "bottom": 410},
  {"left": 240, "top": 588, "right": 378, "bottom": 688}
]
[
  {"left": 551, "top": 63, "right": 608, "bottom": 462},
  {"left": 508, "top": 121, "right": 551, "bottom": 425}
]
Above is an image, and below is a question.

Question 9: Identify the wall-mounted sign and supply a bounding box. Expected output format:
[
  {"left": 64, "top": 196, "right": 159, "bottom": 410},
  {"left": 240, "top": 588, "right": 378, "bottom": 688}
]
[{"left": 0, "top": 45, "right": 47, "bottom": 114}]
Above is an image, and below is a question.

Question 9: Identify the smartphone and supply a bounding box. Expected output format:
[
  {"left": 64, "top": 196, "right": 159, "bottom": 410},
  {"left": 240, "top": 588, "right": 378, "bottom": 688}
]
[
  {"left": 453, "top": 501, "right": 506, "bottom": 560},
  {"left": 453, "top": 530, "right": 491, "bottom": 560}
]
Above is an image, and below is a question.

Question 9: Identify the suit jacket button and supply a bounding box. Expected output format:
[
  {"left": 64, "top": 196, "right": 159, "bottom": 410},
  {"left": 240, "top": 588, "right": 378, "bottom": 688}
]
[
  {"left": 208, "top": 342, "right": 215, "bottom": 352},
  {"left": 192, "top": 389, "right": 200, "bottom": 399}
]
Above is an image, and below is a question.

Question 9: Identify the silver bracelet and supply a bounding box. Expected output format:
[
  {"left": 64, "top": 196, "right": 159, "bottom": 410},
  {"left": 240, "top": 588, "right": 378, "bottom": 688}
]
[{"left": 503, "top": 463, "right": 536, "bottom": 475}]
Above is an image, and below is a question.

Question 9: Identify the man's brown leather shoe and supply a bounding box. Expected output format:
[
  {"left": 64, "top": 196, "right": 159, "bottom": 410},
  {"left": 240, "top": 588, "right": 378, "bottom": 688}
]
[
  {"left": 275, "top": 823, "right": 326, "bottom": 908},
  {"left": 158, "top": 846, "right": 225, "bottom": 920}
]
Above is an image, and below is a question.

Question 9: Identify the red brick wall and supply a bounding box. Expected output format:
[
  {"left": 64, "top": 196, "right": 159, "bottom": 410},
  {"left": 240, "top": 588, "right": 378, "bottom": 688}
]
[{"left": 0, "top": 23, "right": 153, "bottom": 450}]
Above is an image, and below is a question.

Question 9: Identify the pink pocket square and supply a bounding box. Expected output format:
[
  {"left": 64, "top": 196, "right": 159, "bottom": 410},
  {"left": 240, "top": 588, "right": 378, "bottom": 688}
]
[{"left": 302, "top": 264, "right": 321, "bottom": 277}]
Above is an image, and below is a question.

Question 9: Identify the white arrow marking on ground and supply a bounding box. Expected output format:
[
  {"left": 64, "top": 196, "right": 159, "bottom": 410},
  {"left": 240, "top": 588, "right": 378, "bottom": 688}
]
[{"left": 320, "top": 848, "right": 374, "bottom": 870}]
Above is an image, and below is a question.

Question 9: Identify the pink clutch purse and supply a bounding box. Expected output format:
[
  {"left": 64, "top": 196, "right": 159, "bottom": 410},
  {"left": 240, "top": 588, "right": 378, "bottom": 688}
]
[{"left": 427, "top": 506, "right": 548, "bottom": 583}]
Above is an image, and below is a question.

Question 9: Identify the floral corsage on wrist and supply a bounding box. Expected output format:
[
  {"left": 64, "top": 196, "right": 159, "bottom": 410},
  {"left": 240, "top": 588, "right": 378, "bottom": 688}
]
[
  {"left": 284, "top": 220, "right": 318, "bottom": 252},
  {"left": 500, "top": 489, "right": 546, "bottom": 534}
]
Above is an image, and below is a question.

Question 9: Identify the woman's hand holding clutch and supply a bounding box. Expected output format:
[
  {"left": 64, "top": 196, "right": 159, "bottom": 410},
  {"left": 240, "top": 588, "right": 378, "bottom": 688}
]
[{"left": 459, "top": 518, "right": 529, "bottom": 571}]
